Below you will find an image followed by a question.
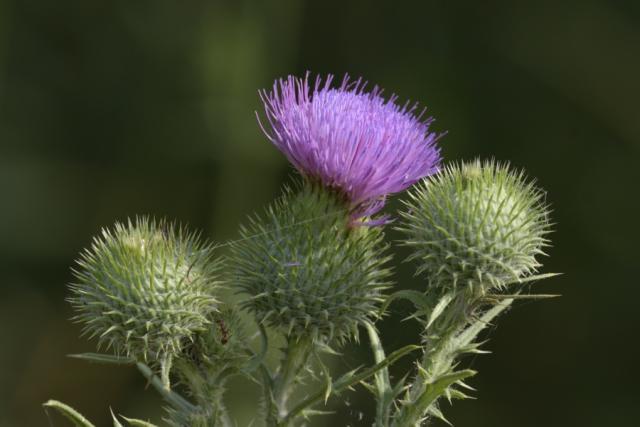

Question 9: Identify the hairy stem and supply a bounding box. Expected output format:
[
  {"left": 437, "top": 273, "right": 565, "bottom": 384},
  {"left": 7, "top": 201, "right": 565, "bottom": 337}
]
[
  {"left": 392, "top": 296, "right": 514, "bottom": 427},
  {"left": 271, "top": 336, "right": 313, "bottom": 424},
  {"left": 136, "top": 362, "right": 196, "bottom": 414},
  {"left": 392, "top": 294, "right": 471, "bottom": 427},
  {"left": 365, "top": 322, "right": 392, "bottom": 427},
  {"left": 281, "top": 344, "right": 420, "bottom": 426}
]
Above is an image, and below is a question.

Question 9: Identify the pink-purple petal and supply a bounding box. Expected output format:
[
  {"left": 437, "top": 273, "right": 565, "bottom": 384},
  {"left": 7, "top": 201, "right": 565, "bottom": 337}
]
[{"left": 257, "top": 73, "right": 442, "bottom": 223}]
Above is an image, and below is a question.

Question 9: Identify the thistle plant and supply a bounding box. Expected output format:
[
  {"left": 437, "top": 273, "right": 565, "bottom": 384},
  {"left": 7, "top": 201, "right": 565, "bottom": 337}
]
[{"left": 45, "top": 74, "right": 557, "bottom": 427}]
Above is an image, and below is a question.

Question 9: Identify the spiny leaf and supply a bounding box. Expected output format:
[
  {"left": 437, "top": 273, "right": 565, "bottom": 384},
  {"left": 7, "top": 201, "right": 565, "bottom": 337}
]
[
  {"left": 313, "top": 351, "right": 333, "bottom": 404},
  {"left": 135, "top": 362, "right": 196, "bottom": 414},
  {"left": 503, "top": 272, "right": 562, "bottom": 286},
  {"left": 111, "top": 409, "right": 124, "bottom": 427},
  {"left": 427, "top": 405, "right": 452, "bottom": 426},
  {"left": 379, "top": 289, "right": 432, "bottom": 317},
  {"left": 426, "top": 291, "right": 455, "bottom": 328},
  {"left": 122, "top": 416, "right": 159, "bottom": 427},
  {"left": 483, "top": 293, "right": 560, "bottom": 300},
  {"left": 43, "top": 400, "right": 95, "bottom": 427},
  {"left": 69, "top": 353, "right": 135, "bottom": 365},
  {"left": 300, "top": 408, "right": 334, "bottom": 419},
  {"left": 243, "top": 322, "right": 269, "bottom": 374},
  {"left": 454, "top": 298, "right": 513, "bottom": 349},
  {"left": 392, "top": 370, "right": 476, "bottom": 427},
  {"left": 283, "top": 344, "right": 420, "bottom": 424}
]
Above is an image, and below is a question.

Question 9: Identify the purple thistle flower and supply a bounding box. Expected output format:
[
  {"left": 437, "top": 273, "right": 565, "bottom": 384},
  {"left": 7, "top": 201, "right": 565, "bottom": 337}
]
[{"left": 257, "top": 73, "right": 442, "bottom": 224}]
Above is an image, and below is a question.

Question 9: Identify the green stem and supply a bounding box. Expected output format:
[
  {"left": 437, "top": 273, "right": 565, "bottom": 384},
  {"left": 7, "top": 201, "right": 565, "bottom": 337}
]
[
  {"left": 136, "top": 362, "right": 196, "bottom": 414},
  {"left": 260, "top": 364, "right": 279, "bottom": 427},
  {"left": 209, "top": 390, "right": 233, "bottom": 427},
  {"left": 281, "top": 344, "right": 420, "bottom": 426},
  {"left": 365, "top": 322, "right": 392, "bottom": 427},
  {"left": 392, "top": 296, "right": 470, "bottom": 427},
  {"left": 391, "top": 297, "right": 514, "bottom": 427},
  {"left": 271, "top": 336, "right": 313, "bottom": 423},
  {"left": 160, "top": 353, "right": 173, "bottom": 391}
]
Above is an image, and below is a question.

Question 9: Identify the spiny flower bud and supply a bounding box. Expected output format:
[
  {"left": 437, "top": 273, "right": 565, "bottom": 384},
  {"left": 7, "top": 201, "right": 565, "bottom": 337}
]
[
  {"left": 231, "top": 182, "right": 392, "bottom": 343},
  {"left": 398, "top": 160, "right": 551, "bottom": 295},
  {"left": 69, "top": 217, "right": 221, "bottom": 370}
]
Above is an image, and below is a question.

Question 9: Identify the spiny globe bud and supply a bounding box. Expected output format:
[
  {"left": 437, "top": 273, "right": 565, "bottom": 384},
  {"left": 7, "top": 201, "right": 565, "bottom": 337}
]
[
  {"left": 69, "top": 217, "right": 221, "bottom": 376},
  {"left": 398, "top": 160, "right": 551, "bottom": 295},
  {"left": 231, "top": 182, "right": 392, "bottom": 343}
]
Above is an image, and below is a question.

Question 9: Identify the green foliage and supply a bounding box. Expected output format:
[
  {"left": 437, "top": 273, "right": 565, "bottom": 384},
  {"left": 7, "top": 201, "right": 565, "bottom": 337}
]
[
  {"left": 390, "top": 296, "right": 514, "bottom": 427},
  {"left": 43, "top": 400, "right": 95, "bottom": 427},
  {"left": 68, "top": 217, "right": 222, "bottom": 382},
  {"left": 171, "top": 305, "right": 249, "bottom": 424},
  {"left": 176, "top": 305, "right": 248, "bottom": 379},
  {"left": 231, "top": 181, "right": 392, "bottom": 343},
  {"left": 398, "top": 159, "right": 551, "bottom": 296},
  {"left": 47, "top": 160, "right": 557, "bottom": 427}
]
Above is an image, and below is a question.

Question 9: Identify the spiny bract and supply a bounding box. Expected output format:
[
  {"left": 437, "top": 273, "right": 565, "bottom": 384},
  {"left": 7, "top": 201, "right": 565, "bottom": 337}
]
[
  {"left": 231, "top": 182, "right": 392, "bottom": 343},
  {"left": 176, "top": 305, "right": 248, "bottom": 377},
  {"left": 69, "top": 217, "right": 221, "bottom": 363},
  {"left": 398, "top": 160, "right": 551, "bottom": 295}
]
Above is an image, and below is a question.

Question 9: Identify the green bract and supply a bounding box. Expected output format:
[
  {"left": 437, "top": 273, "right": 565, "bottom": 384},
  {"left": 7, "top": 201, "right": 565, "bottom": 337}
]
[
  {"left": 399, "top": 160, "right": 551, "bottom": 295},
  {"left": 69, "top": 218, "right": 221, "bottom": 365},
  {"left": 231, "top": 182, "right": 392, "bottom": 343},
  {"left": 177, "top": 305, "right": 248, "bottom": 376}
]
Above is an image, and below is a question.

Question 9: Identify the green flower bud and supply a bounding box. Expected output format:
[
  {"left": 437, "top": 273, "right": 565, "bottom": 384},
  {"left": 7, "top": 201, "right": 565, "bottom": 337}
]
[
  {"left": 231, "top": 182, "right": 392, "bottom": 343},
  {"left": 69, "top": 218, "right": 221, "bottom": 367},
  {"left": 399, "top": 160, "right": 551, "bottom": 295}
]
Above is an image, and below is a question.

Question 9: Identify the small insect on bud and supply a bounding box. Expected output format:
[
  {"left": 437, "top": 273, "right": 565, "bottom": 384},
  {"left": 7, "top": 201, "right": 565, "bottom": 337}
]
[
  {"left": 177, "top": 305, "right": 248, "bottom": 375},
  {"left": 231, "top": 182, "right": 392, "bottom": 344},
  {"left": 398, "top": 160, "right": 551, "bottom": 295},
  {"left": 68, "top": 217, "right": 221, "bottom": 369}
]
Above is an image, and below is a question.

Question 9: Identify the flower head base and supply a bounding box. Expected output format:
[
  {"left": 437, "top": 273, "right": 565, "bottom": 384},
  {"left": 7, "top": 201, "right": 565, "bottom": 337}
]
[
  {"left": 258, "top": 74, "right": 442, "bottom": 223},
  {"left": 231, "top": 182, "right": 392, "bottom": 344},
  {"left": 398, "top": 160, "right": 551, "bottom": 296},
  {"left": 69, "top": 218, "right": 221, "bottom": 367}
]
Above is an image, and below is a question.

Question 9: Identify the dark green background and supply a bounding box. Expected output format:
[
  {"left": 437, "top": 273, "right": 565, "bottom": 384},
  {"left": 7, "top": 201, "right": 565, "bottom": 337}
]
[{"left": 1, "top": 1, "right": 638, "bottom": 426}]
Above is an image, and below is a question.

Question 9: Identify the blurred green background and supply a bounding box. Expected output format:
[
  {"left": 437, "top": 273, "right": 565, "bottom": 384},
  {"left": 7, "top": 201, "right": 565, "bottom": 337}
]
[{"left": 1, "top": 0, "right": 638, "bottom": 426}]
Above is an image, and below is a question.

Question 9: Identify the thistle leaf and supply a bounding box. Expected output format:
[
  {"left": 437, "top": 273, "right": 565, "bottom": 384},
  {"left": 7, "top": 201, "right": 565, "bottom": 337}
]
[
  {"left": 283, "top": 344, "right": 420, "bottom": 424},
  {"left": 379, "top": 289, "right": 432, "bottom": 317},
  {"left": 392, "top": 370, "right": 476, "bottom": 426},
  {"left": 68, "top": 353, "right": 135, "bottom": 365},
  {"left": 122, "top": 416, "right": 159, "bottom": 427},
  {"left": 503, "top": 272, "right": 562, "bottom": 286},
  {"left": 454, "top": 298, "right": 513, "bottom": 349},
  {"left": 426, "top": 291, "right": 455, "bottom": 328},
  {"left": 110, "top": 409, "right": 124, "bottom": 427},
  {"left": 43, "top": 400, "right": 95, "bottom": 427},
  {"left": 313, "top": 351, "right": 333, "bottom": 404}
]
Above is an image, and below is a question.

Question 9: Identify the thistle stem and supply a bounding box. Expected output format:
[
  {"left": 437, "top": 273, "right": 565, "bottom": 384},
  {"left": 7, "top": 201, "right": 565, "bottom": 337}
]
[
  {"left": 136, "top": 362, "right": 196, "bottom": 414},
  {"left": 272, "top": 336, "right": 313, "bottom": 423},
  {"left": 365, "top": 322, "right": 392, "bottom": 427},
  {"left": 281, "top": 344, "right": 420, "bottom": 426},
  {"left": 392, "top": 294, "right": 471, "bottom": 427}
]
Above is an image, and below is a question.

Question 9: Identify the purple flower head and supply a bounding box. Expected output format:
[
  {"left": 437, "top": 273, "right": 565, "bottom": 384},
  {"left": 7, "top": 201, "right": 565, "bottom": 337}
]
[{"left": 258, "top": 74, "right": 442, "bottom": 224}]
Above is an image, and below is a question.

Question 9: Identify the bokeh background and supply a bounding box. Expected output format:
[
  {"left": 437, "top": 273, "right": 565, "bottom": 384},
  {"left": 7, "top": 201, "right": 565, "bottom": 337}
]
[{"left": 1, "top": 0, "right": 639, "bottom": 426}]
